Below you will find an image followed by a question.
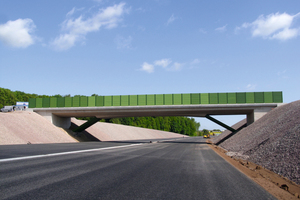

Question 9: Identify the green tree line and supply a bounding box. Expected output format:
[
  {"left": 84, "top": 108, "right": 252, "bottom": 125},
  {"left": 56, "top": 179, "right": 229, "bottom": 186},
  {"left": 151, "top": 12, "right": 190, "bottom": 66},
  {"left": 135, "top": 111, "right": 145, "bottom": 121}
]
[{"left": 0, "top": 87, "right": 200, "bottom": 136}]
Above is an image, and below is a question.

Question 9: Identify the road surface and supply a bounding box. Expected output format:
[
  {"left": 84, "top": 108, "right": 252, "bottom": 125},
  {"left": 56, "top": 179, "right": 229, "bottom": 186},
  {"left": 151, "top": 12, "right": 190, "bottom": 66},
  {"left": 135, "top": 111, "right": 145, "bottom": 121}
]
[{"left": 0, "top": 137, "right": 275, "bottom": 199}]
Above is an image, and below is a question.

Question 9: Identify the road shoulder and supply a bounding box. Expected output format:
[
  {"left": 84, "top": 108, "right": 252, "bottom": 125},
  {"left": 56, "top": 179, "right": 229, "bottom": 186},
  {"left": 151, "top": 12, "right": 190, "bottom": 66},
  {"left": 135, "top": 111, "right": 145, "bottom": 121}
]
[{"left": 208, "top": 143, "right": 300, "bottom": 200}]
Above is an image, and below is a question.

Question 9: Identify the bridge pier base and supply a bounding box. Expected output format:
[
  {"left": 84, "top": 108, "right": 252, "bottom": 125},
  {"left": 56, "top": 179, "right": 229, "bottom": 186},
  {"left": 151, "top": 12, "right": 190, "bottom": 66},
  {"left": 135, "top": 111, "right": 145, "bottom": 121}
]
[{"left": 35, "top": 111, "right": 71, "bottom": 129}]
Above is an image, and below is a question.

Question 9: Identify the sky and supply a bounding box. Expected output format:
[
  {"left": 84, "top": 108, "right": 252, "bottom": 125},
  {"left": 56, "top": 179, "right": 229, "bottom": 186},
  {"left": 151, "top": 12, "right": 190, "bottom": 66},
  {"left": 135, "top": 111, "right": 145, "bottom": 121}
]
[{"left": 0, "top": 0, "right": 299, "bottom": 130}]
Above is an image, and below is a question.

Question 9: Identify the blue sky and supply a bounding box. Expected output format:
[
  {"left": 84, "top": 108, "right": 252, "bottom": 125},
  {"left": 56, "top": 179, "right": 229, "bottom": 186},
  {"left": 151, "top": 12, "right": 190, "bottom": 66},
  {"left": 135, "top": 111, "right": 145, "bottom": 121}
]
[{"left": 0, "top": 0, "right": 299, "bottom": 129}]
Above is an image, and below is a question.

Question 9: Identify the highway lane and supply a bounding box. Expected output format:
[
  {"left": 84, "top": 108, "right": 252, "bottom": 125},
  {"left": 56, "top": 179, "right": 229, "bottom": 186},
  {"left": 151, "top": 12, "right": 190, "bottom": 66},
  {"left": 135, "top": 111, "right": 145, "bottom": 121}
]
[{"left": 0, "top": 137, "right": 275, "bottom": 200}]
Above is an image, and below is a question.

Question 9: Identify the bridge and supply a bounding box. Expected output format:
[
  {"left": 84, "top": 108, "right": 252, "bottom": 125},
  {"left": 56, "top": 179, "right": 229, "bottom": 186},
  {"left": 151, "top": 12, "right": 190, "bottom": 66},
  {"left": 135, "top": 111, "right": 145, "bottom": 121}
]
[{"left": 29, "top": 91, "right": 283, "bottom": 132}]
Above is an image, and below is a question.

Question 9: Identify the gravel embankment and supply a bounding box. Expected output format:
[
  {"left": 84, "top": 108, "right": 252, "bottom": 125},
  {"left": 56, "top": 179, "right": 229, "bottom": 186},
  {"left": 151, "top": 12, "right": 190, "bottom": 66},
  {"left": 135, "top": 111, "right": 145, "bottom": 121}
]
[
  {"left": 220, "top": 100, "right": 300, "bottom": 185},
  {"left": 211, "top": 118, "right": 247, "bottom": 145}
]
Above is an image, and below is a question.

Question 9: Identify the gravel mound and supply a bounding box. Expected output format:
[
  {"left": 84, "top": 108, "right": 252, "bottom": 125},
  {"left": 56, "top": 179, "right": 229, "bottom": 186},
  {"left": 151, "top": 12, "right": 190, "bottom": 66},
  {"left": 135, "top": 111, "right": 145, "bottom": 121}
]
[
  {"left": 0, "top": 111, "right": 77, "bottom": 144},
  {"left": 211, "top": 118, "right": 247, "bottom": 145},
  {"left": 220, "top": 100, "right": 300, "bottom": 184},
  {"left": 71, "top": 118, "right": 185, "bottom": 141}
]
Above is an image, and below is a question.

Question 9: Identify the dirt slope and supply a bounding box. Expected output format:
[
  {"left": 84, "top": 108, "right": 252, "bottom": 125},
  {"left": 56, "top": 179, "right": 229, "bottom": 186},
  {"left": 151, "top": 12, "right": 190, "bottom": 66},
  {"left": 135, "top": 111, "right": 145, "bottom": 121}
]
[
  {"left": 71, "top": 118, "right": 185, "bottom": 141},
  {"left": 0, "top": 111, "right": 185, "bottom": 145},
  {"left": 0, "top": 111, "right": 77, "bottom": 144}
]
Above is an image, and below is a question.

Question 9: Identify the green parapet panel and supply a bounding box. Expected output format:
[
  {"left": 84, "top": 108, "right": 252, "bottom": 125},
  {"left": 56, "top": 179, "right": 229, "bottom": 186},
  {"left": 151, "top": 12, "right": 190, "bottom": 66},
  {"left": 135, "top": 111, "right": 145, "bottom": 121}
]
[
  {"left": 36, "top": 98, "right": 43, "bottom": 108},
  {"left": 246, "top": 92, "right": 255, "bottom": 103},
  {"left": 264, "top": 92, "right": 273, "bottom": 103},
  {"left": 73, "top": 96, "right": 80, "bottom": 107},
  {"left": 173, "top": 94, "right": 181, "bottom": 105},
  {"left": 155, "top": 94, "right": 164, "bottom": 105},
  {"left": 42, "top": 98, "right": 50, "bottom": 107},
  {"left": 57, "top": 97, "right": 65, "bottom": 107},
  {"left": 147, "top": 94, "right": 155, "bottom": 105},
  {"left": 129, "top": 95, "right": 137, "bottom": 106},
  {"left": 65, "top": 97, "right": 72, "bottom": 107},
  {"left": 50, "top": 98, "right": 57, "bottom": 107},
  {"left": 88, "top": 96, "right": 95, "bottom": 107},
  {"left": 218, "top": 93, "right": 227, "bottom": 104},
  {"left": 191, "top": 93, "right": 200, "bottom": 104},
  {"left": 28, "top": 98, "right": 36, "bottom": 108},
  {"left": 95, "top": 96, "right": 104, "bottom": 106},
  {"left": 104, "top": 96, "right": 112, "bottom": 106},
  {"left": 138, "top": 95, "right": 146, "bottom": 106},
  {"left": 182, "top": 93, "right": 191, "bottom": 105},
  {"left": 209, "top": 93, "right": 218, "bottom": 104},
  {"left": 164, "top": 94, "right": 172, "bottom": 105},
  {"left": 121, "top": 95, "right": 129, "bottom": 106},
  {"left": 80, "top": 96, "right": 88, "bottom": 107},
  {"left": 227, "top": 93, "right": 236, "bottom": 104},
  {"left": 236, "top": 92, "right": 246, "bottom": 103},
  {"left": 254, "top": 92, "right": 264, "bottom": 103},
  {"left": 272, "top": 91, "right": 283, "bottom": 103},
  {"left": 113, "top": 95, "right": 121, "bottom": 106},
  {"left": 200, "top": 93, "right": 209, "bottom": 104}
]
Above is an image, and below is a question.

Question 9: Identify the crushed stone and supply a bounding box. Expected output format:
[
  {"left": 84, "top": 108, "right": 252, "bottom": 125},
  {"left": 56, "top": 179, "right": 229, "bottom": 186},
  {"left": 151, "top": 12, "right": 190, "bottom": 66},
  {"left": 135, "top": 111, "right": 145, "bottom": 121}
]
[{"left": 220, "top": 100, "right": 300, "bottom": 185}]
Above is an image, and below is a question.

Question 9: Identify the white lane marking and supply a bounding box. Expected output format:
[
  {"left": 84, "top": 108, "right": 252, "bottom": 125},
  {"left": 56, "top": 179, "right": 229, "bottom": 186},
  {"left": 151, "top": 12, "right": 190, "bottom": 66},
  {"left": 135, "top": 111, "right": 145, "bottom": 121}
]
[{"left": 0, "top": 143, "right": 143, "bottom": 163}]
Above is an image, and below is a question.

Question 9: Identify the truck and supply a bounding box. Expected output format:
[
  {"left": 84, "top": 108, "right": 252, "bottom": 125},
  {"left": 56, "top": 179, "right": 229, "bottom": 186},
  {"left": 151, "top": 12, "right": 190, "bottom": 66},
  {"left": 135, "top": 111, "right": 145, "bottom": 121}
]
[
  {"left": 0, "top": 103, "right": 28, "bottom": 112},
  {"left": 0, "top": 106, "right": 14, "bottom": 112}
]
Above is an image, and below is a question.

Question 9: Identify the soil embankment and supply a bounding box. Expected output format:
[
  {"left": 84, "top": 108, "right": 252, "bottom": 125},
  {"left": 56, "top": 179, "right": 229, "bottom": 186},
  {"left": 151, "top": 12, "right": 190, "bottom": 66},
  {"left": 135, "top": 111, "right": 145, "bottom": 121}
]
[
  {"left": 71, "top": 118, "right": 184, "bottom": 141},
  {"left": 0, "top": 111, "right": 77, "bottom": 144},
  {"left": 0, "top": 111, "right": 185, "bottom": 145}
]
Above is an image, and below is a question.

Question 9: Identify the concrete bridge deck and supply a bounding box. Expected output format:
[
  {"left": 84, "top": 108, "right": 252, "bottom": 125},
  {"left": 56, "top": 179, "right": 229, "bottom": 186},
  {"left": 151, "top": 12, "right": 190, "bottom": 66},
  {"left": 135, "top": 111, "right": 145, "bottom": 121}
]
[{"left": 33, "top": 103, "right": 280, "bottom": 129}]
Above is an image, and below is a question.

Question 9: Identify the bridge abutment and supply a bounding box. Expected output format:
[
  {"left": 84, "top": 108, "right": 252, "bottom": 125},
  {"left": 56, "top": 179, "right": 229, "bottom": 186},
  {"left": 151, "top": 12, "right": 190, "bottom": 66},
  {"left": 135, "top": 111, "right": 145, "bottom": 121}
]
[
  {"left": 35, "top": 111, "right": 71, "bottom": 129},
  {"left": 247, "top": 107, "right": 274, "bottom": 125}
]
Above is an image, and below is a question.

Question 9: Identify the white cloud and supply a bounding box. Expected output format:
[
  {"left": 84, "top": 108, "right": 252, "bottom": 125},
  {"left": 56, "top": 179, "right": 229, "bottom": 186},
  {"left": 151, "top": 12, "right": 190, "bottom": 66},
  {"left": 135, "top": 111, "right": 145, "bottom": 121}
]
[
  {"left": 277, "top": 70, "right": 288, "bottom": 79},
  {"left": 0, "top": 18, "right": 36, "bottom": 48},
  {"left": 199, "top": 28, "right": 207, "bottom": 34},
  {"left": 246, "top": 84, "right": 257, "bottom": 91},
  {"left": 168, "top": 62, "right": 183, "bottom": 71},
  {"left": 190, "top": 59, "right": 200, "bottom": 65},
  {"left": 51, "top": 34, "right": 80, "bottom": 51},
  {"left": 114, "top": 35, "right": 132, "bottom": 49},
  {"left": 167, "top": 14, "right": 176, "bottom": 25},
  {"left": 271, "top": 28, "right": 298, "bottom": 40},
  {"left": 66, "top": 7, "right": 85, "bottom": 17},
  {"left": 215, "top": 24, "right": 227, "bottom": 32},
  {"left": 140, "top": 62, "right": 154, "bottom": 73},
  {"left": 140, "top": 59, "right": 183, "bottom": 73},
  {"left": 51, "top": 3, "right": 128, "bottom": 50},
  {"left": 66, "top": 8, "right": 76, "bottom": 17},
  {"left": 237, "top": 12, "right": 300, "bottom": 40},
  {"left": 154, "top": 58, "right": 172, "bottom": 68}
]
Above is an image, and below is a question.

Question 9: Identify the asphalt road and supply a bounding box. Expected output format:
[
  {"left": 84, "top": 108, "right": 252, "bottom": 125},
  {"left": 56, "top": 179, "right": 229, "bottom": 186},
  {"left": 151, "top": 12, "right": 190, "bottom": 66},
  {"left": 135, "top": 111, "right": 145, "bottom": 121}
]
[{"left": 0, "top": 137, "right": 275, "bottom": 200}]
